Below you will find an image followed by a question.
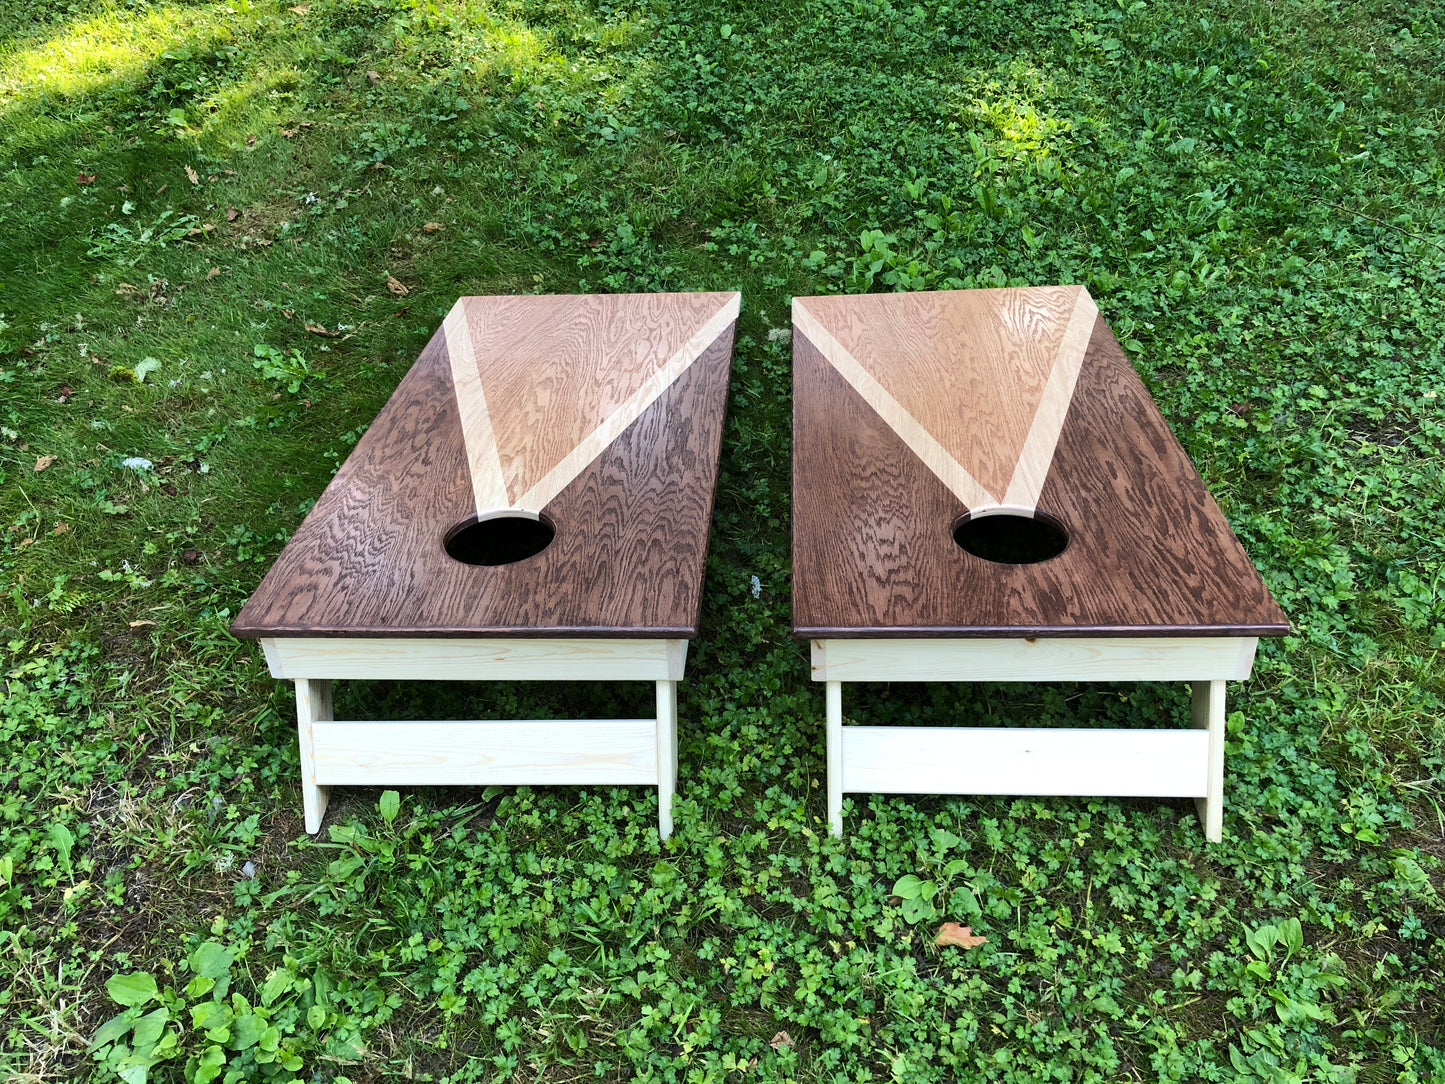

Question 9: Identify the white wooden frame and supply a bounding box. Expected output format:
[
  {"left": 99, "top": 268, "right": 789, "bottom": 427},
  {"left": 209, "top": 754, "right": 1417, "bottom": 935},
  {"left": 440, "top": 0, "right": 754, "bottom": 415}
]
[
  {"left": 265, "top": 638, "right": 687, "bottom": 838},
  {"left": 812, "top": 637, "right": 1253, "bottom": 842}
]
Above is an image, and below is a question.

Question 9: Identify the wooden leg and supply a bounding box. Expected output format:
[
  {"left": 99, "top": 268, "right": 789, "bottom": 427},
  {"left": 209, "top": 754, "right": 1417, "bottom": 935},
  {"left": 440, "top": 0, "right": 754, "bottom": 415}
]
[
  {"left": 655, "top": 680, "right": 678, "bottom": 841},
  {"left": 295, "top": 678, "right": 332, "bottom": 834},
  {"left": 826, "top": 680, "right": 843, "bottom": 838},
  {"left": 1191, "top": 679, "right": 1226, "bottom": 843}
]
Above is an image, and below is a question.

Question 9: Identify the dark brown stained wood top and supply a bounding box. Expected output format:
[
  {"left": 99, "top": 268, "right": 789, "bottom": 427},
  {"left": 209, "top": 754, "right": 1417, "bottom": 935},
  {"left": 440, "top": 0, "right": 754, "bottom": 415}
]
[
  {"left": 231, "top": 294, "right": 736, "bottom": 638},
  {"left": 791, "top": 292, "right": 1290, "bottom": 638}
]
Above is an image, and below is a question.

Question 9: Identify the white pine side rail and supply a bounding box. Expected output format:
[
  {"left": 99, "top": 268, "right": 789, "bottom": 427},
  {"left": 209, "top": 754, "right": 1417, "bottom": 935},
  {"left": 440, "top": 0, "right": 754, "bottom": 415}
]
[
  {"left": 812, "top": 636, "right": 1256, "bottom": 682},
  {"left": 264, "top": 637, "right": 687, "bottom": 682}
]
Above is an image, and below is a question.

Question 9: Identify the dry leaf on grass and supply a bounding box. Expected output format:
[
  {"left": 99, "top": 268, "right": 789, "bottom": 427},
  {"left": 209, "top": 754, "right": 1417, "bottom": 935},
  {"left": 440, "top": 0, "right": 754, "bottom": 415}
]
[
  {"left": 934, "top": 923, "right": 987, "bottom": 950},
  {"left": 185, "top": 165, "right": 200, "bottom": 185},
  {"left": 246, "top": 134, "right": 256, "bottom": 146},
  {"left": 128, "top": 620, "right": 156, "bottom": 629},
  {"left": 768, "top": 1031, "right": 794, "bottom": 1050},
  {"left": 181, "top": 549, "right": 202, "bottom": 565},
  {"left": 305, "top": 322, "right": 340, "bottom": 337},
  {"left": 206, "top": 267, "right": 221, "bottom": 281},
  {"left": 365, "top": 70, "right": 381, "bottom": 85},
  {"left": 386, "top": 274, "right": 410, "bottom": 296},
  {"left": 34, "top": 455, "right": 57, "bottom": 472},
  {"left": 226, "top": 206, "right": 240, "bottom": 222},
  {"left": 76, "top": 172, "right": 96, "bottom": 185},
  {"left": 53, "top": 523, "right": 70, "bottom": 535},
  {"left": 287, "top": 3, "right": 310, "bottom": 11},
  {"left": 423, "top": 221, "right": 443, "bottom": 233}
]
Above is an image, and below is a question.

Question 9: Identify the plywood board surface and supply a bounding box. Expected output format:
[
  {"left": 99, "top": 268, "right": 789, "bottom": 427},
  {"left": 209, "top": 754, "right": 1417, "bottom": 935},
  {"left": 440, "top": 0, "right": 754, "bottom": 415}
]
[
  {"left": 791, "top": 287, "right": 1289, "bottom": 637},
  {"left": 232, "top": 291, "right": 737, "bottom": 638}
]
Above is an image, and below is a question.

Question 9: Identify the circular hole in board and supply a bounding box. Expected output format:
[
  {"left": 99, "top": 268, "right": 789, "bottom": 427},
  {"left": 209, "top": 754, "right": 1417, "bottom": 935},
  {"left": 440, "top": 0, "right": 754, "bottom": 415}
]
[
  {"left": 444, "top": 514, "right": 555, "bottom": 566},
  {"left": 952, "top": 510, "right": 1069, "bottom": 565}
]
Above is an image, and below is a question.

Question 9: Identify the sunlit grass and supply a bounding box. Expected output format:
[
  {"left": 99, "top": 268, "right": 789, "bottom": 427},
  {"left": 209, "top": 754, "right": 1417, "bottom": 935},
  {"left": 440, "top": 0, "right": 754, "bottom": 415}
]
[{"left": 0, "top": 5, "right": 231, "bottom": 103}]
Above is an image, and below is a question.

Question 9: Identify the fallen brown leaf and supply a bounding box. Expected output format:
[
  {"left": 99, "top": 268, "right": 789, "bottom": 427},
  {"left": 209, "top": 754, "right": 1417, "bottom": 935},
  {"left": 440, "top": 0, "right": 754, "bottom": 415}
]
[
  {"left": 185, "top": 165, "right": 200, "bottom": 185},
  {"left": 206, "top": 266, "right": 221, "bottom": 281},
  {"left": 181, "top": 548, "right": 202, "bottom": 565},
  {"left": 56, "top": 385, "right": 75, "bottom": 403},
  {"left": 155, "top": 183, "right": 167, "bottom": 195},
  {"left": 226, "top": 206, "right": 240, "bottom": 222},
  {"left": 279, "top": 127, "right": 298, "bottom": 138},
  {"left": 288, "top": 3, "right": 309, "bottom": 11},
  {"left": 365, "top": 69, "right": 381, "bottom": 85},
  {"left": 386, "top": 274, "right": 410, "bottom": 296},
  {"left": 281, "top": 308, "right": 296, "bottom": 319},
  {"left": 934, "top": 923, "right": 988, "bottom": 950},
  {"left": 53, "top": 522, "right": 70, "bottom": 535},
  {"left": 768, "top": 1031, "right": 794, "bottom": 1051},
  {"left": 423, "top": 221, "right": 443, "bottom": 233},
  {"left": 18, "top": 537, "right": 33, "bottom": 547},
  {"left": 305, "top": 322, "right": 340, "bottom": 337},
  {"left": 128, "top": 620, "right": 156, "bottom": 629},
  {"left": 246, "top": 134, "right": 257, "bottom": 146},
  {"left": 34, "top": 455, "right": 57, "bottom": 472},
  {"left": 77, "top": 171, "right": 96, "bottom": 185}
]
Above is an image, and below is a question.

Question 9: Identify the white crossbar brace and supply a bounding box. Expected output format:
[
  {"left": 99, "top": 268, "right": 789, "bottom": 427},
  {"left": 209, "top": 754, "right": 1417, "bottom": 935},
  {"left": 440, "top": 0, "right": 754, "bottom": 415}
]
[
  {"left": 840, "top": 726, "right": 1209, "bottom": 797},
  {"left": 264, "top": 637, "right": 686, "bottom": 682},
  {"left": 312, "top": 719, "right": 659, "bottom": 786}
]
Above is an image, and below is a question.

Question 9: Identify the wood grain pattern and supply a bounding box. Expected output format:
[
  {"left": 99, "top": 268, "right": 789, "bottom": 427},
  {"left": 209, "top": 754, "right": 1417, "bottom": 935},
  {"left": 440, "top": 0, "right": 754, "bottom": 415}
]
[
  {"left": 810, "top": 636, "right": 1258, "bottom": 682},
  {"left": 261, "top": 637, "right": 687, "bottom": 680},
  {"left": 839, "top": 726, "right": 1210, "bottom": 797},
  {"left": 231, "top": 301, "right": 735, "bottom": 639},
  {"left": 791, "top": 301, "right": 1290, "bottom": 637},
  {"left": 449, "top": 292, "right": 738, "bottom": 508},
  {"left": 798, "top": 287, "right": 1088, "bottom": 502},
  {"left": 311, "top": 719, "right": 660, "bottom": 786}
]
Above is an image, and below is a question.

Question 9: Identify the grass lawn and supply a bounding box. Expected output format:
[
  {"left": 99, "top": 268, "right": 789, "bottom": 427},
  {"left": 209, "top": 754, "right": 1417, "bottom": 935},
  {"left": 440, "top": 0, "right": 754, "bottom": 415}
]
[{"left": 2, "top": 0, "right": 1443, "bottom": 1079}]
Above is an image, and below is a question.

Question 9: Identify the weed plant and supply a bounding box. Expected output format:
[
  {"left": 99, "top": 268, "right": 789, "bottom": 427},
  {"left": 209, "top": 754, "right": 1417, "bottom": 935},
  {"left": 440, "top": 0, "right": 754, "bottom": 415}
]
[{"left": 1, "top": 0, "right": 1443, "bottom": 1080}]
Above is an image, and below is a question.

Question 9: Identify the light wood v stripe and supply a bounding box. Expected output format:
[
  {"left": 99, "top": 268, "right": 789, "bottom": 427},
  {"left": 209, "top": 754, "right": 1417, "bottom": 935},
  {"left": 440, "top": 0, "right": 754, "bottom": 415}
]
[
  {"left": 792, "top": 297, "right": 998, "bottom": 511},
  {"left": 794, "top": 288, "right": 1098, "bottom": 516},
  {"left": 446, "top": 293, "right": 740, "bottom": 521},
  {"left": 443, "top": 300, "right": 509, "bottom": 517},
  {"left": 1002, "top": 287, "right": 1098, "bottom": 509}
]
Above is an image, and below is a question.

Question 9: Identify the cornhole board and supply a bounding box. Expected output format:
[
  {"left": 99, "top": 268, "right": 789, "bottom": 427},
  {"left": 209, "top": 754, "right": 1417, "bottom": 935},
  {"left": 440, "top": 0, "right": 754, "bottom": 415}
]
[
  {"left": 231, "top": 291, "right": 740, "bottom": 837},
  {"left": 791, "top": 286, "right": 1288, "bottom": 841}
]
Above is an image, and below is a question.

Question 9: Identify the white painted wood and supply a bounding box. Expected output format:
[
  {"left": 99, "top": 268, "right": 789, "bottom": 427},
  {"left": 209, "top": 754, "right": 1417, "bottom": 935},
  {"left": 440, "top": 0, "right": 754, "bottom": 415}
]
[
  {"left": 840, "top": 726, "right": 1209, "bottom": 798},
  {"left": 311, "top": 719, "right": 659, "bottom": 786},
  {"left": 294, "top": 679, "right": 332, "bottom": 833},
  {"left": 656, "top": 681, "right": 678, "bottom": 840},
  {"left": 812, "top": 637, "right": 1257, "bottom": 683},
  {"left": 266, "top": 637, "right": 685, "bottom": 681},
  {"left": 261, "top": 638, "right": 283, "bottom": 675},
  {"left": 826, "top": 681, "right": 844, "bottom": 837},
  {"left": 666, "top": 639, "right": 689, "bottom": 680},
  {"left": 1192, "top": 679, "right": 1226, "bottom": 842}
]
